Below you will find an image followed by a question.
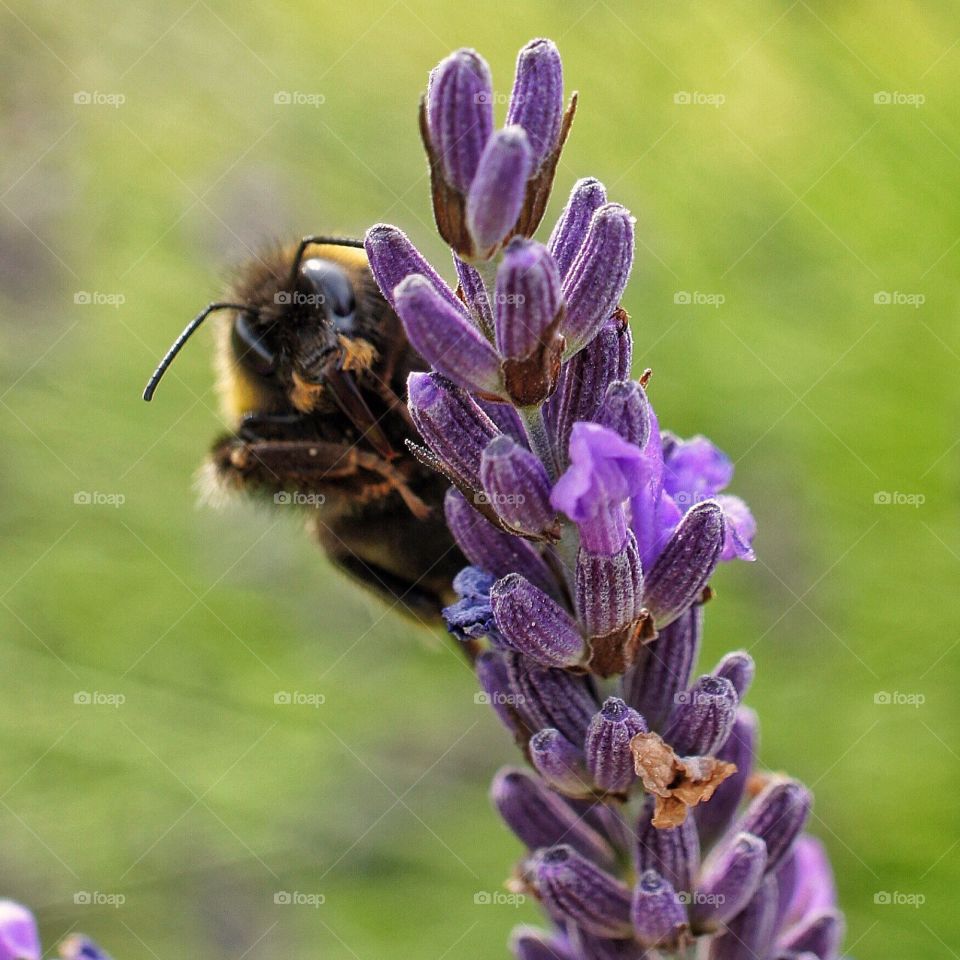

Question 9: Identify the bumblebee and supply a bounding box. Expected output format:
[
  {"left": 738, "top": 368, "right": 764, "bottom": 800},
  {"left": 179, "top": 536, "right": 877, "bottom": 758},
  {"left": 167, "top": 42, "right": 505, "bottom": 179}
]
[{"left": 143, "top": 236, "right": 464, "bottom": 622}]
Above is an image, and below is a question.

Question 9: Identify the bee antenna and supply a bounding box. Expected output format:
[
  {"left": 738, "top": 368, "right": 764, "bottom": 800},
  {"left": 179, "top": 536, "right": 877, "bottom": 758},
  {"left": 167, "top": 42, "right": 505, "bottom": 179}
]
[
  {"left": 287, "top": 234, "right": 364, "bottom": 288},
  {"left": 143, "top": 302, "right": 251, "bottom": 401}
]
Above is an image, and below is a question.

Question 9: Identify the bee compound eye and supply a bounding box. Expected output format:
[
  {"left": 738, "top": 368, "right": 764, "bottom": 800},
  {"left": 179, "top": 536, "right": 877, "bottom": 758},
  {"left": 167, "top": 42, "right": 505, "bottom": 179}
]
[
  {"left": 299, "top": 258, "right": 357, "bottom": 334},
  {"left": 231, "top": 312, "right": 277, "bottom": 376}
]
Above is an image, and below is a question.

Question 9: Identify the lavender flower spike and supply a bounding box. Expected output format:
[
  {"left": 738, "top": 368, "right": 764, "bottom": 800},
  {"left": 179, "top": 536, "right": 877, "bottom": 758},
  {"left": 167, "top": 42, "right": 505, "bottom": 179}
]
[
  {"left": 643, "top": 500, "right": 726, "bottom": 627},
  {"left": 692, "top": 832, "right": 768, "bottom": 931},
  {"left": 635, "top": 796, "right": 700, "bottom": 895},
  {"left": 395, "top": 277, "right": 502, "bottom": 395},
  {"left": 426, "top": 48, "right": 493, "bottom": 193},
  {"left": 707, "top": 875, "right": 778, "bottom": 960},
  {"left": 466, "top": 126, "right": 534, "bottom": 258},
  {"left": 491, "top": 573, "right": 585, "bottom": 668},
  {"left": 507, "top": 39, "right": 564, "bottom": 171},
  {"left": 585, "top": 697, "right": 647, "bottom": 794},
  {"left": 0, "top": 900, "right": 40, "bottom": 960},
  {"left": 630, "top": 869, "right": 689, "bottom": 950},
  {"left": 549, "top": 177, "right": 607, "bottom": 279},
  {"left": 480, "top": 435, "right": 557, "bottom": 537},
  {"left": 560, "top": 203, "right": 635, "bottom": 355},
  {"left": 534, "top": 845, "right": 634, "bottom": 939}
]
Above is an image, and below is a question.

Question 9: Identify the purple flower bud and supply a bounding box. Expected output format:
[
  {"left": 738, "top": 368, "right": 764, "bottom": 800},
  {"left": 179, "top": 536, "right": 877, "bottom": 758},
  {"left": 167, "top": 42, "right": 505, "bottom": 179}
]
[
  {"left": 713, "top": 651, "right": 755, "bottom": 699},
  {"left": 494, "top": 771, "right": 615, "bottom": 867},
  {"left": 776, "top": 836, "right": 837, "bottom": 931},
  {"left": 507, "top": 39, "right": 564, "bottom": 171},
  {"left": 365, "top": 223, "right": 461, "bottom": 312},
  {"left": 692, "top": 832, "right": 768, "bottom": 931},
  {"left": 534, "top": 845, "right": 633, "bottom": 939},
  {"left": 549, "top": 178, "right": 608, "bottom": 279},
  {"left": 778, "top": 910, "right": 844, "bottom": 960},
  {"left": 0, "top": 901, "right": 40, "bottom": 960},
  {"left": 706, "top": 876, "right": 779, "bottom": 960},
  {"left": 495, "top": 239, "right": 562, "bottom": 360},
  {"left": 630, "top": 869, "right": 688, "bottom": 950},
  {"left": 510, "top": 927, "right": 575, "bottom": 960},
  {"left": 466, "top": 126, "right": 534, "bottom": 256},
  {"left": 57, "top": 935, "right": 112, "bottom": 960},
  {"left": 529, "top": 728, "right": 592, "bottom": 797},
  {"left": 476, "top": 650, "right": 522, "bottom": 734},
  {"left": 507, "top": 653, "right": 599, "bottom": 744},
  {"left": 426, "top": 49, "right": 493, "bottom": 192},
  {"left": 445, "top": 489, "right": 556, "bottom": 594},
  {"left": 454, "top": 256, "right": 494, "bottom": 329},
  {"left": 716, "top": 494, "right": 757, "bottom": 562},
  {"left": 635, "top": 796, "right": 700, "bottom": 895},
  {"left": 736, "top": 780, "right": 812, "bottom": 875},
  {"left": 408, "top": 372, "right": 500, "bottom": 490},
  {"left": 643, "top": 500, "right": 725, "bottom": 627},
  {"left": 477, "top": 397, "right": 527, "bottom": 444},
  {"left": 491, "top": 573, "right": 585, "bottom": 668},
  {"left": 597, "top": 381, "right": 651, "bottom": 449},
  {"left": 695, "top": 708, "right": 759, "bottom": 846},
  {"left": 624, "top": 605, "right": 702, "bottom": 730},
  {"left": 584, "top": 697, "right": 647, "bottom": 793},
  {"left": 443, "top": 568, "right": 496, "bottom": 644},
  {"left": 481, "top": 435, "right": 557, "bottom": 536},
  {"left": 396, "top": 277, "right": 502, "bottom": 394},
  {"left": 547, "top": 318, "right": 634, "bottom": 467},
  {"left": 575, "top": 535, "right": 645, "bottom": 639},
  {"left": 560, "top": 203, "right": 635, "bottom": 354},
  {"left": 569, "top": 931, "right": 647, "bottom": 960},
  {"left": 661, "top": 434, "right": 733, "bottom": 503},
  {"left": 663, "top": 675, "right": 739, "bottom": 757},
  {"left": 552, "top": 423, "right": 648, "bottom": 555}
]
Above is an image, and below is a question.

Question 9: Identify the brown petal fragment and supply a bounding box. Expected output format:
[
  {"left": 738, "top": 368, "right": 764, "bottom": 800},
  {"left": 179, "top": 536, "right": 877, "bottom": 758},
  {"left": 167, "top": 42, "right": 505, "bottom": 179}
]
[{"left": 630, "top": 731, "right": 737, "bottom": 829}]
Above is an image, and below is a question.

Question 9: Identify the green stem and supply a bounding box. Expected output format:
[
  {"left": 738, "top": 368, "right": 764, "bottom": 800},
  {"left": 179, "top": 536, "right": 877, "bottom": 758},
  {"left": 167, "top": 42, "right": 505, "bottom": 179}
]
[{"left": 518, "top": 404, "right": 560, "bottom": 483}]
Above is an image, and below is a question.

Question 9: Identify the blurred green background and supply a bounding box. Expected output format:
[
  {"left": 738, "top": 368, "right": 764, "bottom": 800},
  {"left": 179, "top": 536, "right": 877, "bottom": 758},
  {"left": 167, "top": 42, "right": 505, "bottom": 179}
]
[{"left": 1, "top": 1, "right": 957, "bottom": 956}]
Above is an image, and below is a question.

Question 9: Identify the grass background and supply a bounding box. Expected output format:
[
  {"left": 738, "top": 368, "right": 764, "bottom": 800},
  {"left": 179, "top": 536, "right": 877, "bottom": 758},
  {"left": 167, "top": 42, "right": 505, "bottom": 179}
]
[{"left": 1, "top": 1, "right": 957, "bottom": 956}]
